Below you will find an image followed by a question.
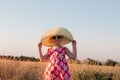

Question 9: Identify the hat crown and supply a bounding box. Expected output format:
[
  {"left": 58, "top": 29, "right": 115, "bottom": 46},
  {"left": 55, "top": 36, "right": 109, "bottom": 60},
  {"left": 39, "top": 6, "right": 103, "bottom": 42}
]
[{"left": 41, "top": 27, "right": 73, "bottom": 47}]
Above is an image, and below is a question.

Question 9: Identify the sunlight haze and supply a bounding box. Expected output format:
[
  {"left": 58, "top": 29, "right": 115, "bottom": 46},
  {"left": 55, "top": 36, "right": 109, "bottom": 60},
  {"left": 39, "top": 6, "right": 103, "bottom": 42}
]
[{"left": 0, "top": 0, "right": 120, "bottom": 61}]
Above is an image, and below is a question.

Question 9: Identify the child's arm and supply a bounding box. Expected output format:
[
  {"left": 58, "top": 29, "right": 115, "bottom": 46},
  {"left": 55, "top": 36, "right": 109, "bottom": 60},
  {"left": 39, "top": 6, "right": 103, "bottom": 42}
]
[
  {"left": 38, "top": 42, "right": 49, "bottom": 62},
  {"left": 65, "top": 40, "right": 77, "bottom": 59}
]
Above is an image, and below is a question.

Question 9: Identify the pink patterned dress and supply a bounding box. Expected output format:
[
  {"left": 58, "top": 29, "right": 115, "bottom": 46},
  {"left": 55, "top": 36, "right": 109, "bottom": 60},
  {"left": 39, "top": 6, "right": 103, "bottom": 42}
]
[{"left": 44, "top": 47, "right": 71, "bottom": 80}]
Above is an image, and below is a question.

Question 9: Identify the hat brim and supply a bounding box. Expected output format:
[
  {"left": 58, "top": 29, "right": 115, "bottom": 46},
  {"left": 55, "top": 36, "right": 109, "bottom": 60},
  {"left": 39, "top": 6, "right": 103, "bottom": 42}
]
[{"left": 40, "top": 27, "right": 73, "bottom": 47}]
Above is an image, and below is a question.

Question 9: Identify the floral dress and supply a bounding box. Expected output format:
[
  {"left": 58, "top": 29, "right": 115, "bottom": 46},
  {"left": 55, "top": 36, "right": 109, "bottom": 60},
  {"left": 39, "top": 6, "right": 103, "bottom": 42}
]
[{"left": 44, "top": 47, "right": 71, "bottom": 80}]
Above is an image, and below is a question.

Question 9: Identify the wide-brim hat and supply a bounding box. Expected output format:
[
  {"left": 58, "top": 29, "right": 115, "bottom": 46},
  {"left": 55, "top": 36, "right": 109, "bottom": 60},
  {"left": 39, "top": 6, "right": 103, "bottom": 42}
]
[{"left": 40, "top": 27, "right": 73, "bottom": 47}]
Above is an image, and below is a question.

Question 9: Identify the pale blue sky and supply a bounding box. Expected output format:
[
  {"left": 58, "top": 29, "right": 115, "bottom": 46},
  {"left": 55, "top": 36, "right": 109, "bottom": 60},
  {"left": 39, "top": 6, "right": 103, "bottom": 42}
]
[{"left": 0, "top": 0, "right": 120, "bottom": 61}]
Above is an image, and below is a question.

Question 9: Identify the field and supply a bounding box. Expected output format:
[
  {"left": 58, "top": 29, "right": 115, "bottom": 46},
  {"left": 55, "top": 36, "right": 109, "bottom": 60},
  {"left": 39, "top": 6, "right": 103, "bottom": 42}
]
[{"left": 0, "top": 59, "right": 120, "bottom": 80}]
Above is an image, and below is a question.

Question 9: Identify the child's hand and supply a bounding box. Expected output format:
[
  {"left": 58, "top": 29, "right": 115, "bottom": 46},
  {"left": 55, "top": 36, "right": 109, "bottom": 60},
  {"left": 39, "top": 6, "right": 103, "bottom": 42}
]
[
  {"left": 38, "top": 42, "right": 42, "bottom": 48},
  {"left": 72, "top": 40, "right": 76, "bottom": 46}
]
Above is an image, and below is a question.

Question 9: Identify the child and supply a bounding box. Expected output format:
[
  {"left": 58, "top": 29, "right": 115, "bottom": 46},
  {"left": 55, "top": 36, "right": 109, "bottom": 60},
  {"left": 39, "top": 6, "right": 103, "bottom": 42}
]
[{"left": 38, "top": 27, "right": 77, "bottom": 80}]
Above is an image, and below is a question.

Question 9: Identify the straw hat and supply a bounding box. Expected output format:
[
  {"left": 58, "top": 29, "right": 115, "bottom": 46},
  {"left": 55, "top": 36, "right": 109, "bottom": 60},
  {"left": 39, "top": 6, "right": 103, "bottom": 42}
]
[{"left": 40, "top": 27, "right": 73, "bottom": 47}]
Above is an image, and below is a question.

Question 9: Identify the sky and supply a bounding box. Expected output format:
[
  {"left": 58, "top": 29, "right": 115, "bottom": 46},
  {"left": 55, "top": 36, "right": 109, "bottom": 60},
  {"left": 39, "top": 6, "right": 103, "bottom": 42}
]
[{"left": 0, "top": 0, "right": 120, "bottom": 61}]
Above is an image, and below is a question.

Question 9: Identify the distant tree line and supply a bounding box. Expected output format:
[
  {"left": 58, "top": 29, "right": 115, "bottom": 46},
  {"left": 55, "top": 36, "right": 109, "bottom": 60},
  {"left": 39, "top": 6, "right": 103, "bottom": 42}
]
[
  {"left": 67, "top": 58, "right": 120, "bottom": 67},
  {"left": 0, "top": 55, "right": 39, "bottom": 62},
  {"left": 0, "top": 55, "right": 120, "bottom": 67},
  {"left": 104, "top": 59, "right": 120, "bottom": 67},
  {"left": 82, "top": 58, "right": 102, "bottom": 66}
]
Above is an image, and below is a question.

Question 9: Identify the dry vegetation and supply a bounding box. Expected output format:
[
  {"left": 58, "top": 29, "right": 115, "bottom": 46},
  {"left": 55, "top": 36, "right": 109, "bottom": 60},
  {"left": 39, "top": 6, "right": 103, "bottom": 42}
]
[{"left": 0, "top": 59, "right": 120, "bottom": 80}]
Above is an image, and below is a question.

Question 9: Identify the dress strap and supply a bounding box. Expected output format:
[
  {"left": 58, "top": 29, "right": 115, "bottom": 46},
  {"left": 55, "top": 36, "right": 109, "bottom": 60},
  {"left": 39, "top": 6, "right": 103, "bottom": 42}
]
[{"left": 47, "top": 48, "right": 52, "bottom": 57}]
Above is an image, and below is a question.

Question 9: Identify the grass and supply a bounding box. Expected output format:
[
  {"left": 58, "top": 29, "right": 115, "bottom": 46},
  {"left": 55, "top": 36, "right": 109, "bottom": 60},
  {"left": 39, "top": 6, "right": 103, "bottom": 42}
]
[{"left": 0, "top": 59, "right": 120, "bottom": 80}]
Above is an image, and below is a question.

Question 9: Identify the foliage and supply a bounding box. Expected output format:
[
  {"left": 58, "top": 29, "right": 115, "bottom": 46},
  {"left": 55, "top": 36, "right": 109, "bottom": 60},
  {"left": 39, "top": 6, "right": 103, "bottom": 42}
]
[
  {"left": 82, "top": 58, "right": 102, "bottom": 66},
  {"left": 0, "top": 55, "right": 120, "bottom": 67},
  {"left": 0, "top": 55, "right": 39, "bottom": 62},
  {"left": 0, "top": 60, "right": 120, "bottom": 80},
  {"left": 104, "top": 59, "right": 118, "bottom": 66},
  {"left": 72, "top": 70, "right": 113, "bottom": 80},
  {"left": 0, "top": 60, "right": 43, "bottom": 80},
  {"left": 115, "top": 62, "right": 120, "bottom": 67}
]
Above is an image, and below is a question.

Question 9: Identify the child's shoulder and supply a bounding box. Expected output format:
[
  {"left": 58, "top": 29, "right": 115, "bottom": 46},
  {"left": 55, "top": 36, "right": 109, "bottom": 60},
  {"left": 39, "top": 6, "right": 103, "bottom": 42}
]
[
  {"left": 62, "top": 46, "right": 70, "bottom": 52},
  {"left": 61, "top": 46, "right": 68, "bottom": 51},
  {"left": 47, "top": 47, "right": 52, "bottom": 52}
]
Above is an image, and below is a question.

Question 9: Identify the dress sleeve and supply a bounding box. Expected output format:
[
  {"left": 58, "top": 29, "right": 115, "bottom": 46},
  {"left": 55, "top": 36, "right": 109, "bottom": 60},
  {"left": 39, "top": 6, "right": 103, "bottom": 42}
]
[{"left": 62, "top": 46, "right": 66, "bottom": 50}]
